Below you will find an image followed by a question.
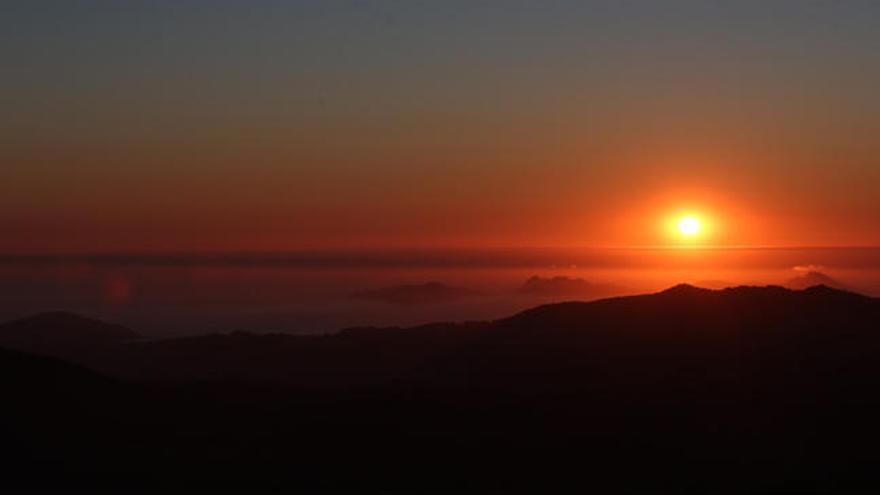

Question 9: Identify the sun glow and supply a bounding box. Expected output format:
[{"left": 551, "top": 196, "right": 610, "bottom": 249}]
[
  {"left": 660, "top": 210, "right": 714, "bottom": 245},
  {"left": 678, "top": 216, "right": 701, "bottom": 236}
]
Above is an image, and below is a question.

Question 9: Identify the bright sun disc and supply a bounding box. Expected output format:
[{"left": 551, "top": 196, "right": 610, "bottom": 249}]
[{"left": 678, "top": 216, "right": 701, "bottom": 236}]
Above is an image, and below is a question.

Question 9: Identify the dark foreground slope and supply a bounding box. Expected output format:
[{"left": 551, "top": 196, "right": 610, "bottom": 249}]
[{"left": 3, "top": 285, "right": 880, "bottom": 493}]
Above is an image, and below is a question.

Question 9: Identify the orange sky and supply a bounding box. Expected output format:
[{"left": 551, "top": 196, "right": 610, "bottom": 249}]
[{"left": 3, "top": 2, "right": 879, "bottom": 252}]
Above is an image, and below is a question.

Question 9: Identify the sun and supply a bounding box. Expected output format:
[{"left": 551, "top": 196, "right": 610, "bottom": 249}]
[
  {"left": 677, "top": 216, "right": 701, "bottom": 236},
  {"left": 658, "top": 208, "right": 717, "bottom": 244}
]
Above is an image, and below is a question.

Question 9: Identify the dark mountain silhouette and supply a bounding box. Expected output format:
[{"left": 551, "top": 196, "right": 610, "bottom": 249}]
[
  {"left": 0, "top": 346, "right": 124, "bottom": 483},
  {"left": 0, "top": 345, "right": 114, "bottom": 393},
  {"left": 0, "top": 311, "right": 139, "bottom": 356},
  {"left": 350, "top": 281, "right": 479, "bottom": 305},
  {"left": 8, "top": 284, "right": 879, "bottom": 388},
  {"left": 5, "top": 284, "right": 880, "bottom": 492},
  {"left": 785, "top": 270, "right": 845, "bottom": 290},
  {"left": 692, "top": 278, "right": 736, "bottom": 289},
  {"left": 517, "top": 275, "right": 624, "bottom": 297}
]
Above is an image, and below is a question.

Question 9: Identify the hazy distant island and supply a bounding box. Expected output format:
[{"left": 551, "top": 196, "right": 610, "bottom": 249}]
[
  {"left": 517, "top": 275, "right": 626, "bottom": 298},
  {"left": 350, "top": 281, "right": 480, "bottom": 305}
]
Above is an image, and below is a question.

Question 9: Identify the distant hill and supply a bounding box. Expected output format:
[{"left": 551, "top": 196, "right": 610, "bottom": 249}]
[
  {"left": 785, "top": 270, "right": 846, "bottom": 290},
  {"left": 516, "top": 275, "right": 624, "bottom": 298},
  {"left": 350, "top": 281, "right": 479, "bottom": 305},
  {"left": 0, "top": 346, "right": 114, "bottom": 393},
  {"left": 0, "top": 311, "right": 139, "bottom": 356},
  {"left": 692, "top": 279, "right": 736, "bottom": 290}
]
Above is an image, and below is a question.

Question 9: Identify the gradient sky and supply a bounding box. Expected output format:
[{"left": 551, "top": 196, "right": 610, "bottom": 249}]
[{"left": 3, "top": 0, "right": 879, "bottom": 252}]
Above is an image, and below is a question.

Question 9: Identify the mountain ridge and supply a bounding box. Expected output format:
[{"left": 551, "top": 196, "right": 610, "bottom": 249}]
[
  {"left": 1, "top": 284, "right": 877, "bottom": 387},
  {"left": 4, "top": 284, "right": 880, "bottom": 491}
]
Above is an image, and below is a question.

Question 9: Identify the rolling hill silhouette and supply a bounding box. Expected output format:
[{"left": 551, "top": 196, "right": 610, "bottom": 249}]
[
  {"left": 4, "top": 284, "right": 879, "bottom": 387},
  {"left": 0, "top": 311, "right": 139, "bottom": 366},
  {"left": 785, "top": 270, "right": 846, "bottom": 290},
  {"left": 4, "top": 284, "right": 880, "bottom": 492},
  {"left": 0, "top": 311, "right": 138, "bottom": 347}
]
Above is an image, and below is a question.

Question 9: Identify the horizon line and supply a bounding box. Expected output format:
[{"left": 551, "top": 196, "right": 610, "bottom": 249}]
[{"left": 1, "top": 245, "right": 880, "bottom": 261}]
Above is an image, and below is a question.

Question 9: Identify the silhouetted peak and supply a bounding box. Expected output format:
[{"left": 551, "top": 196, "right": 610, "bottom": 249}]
[
  {"left": 803, "top": 271, "right": 836, "bottom": 282},
  {"left": 692, "top": 279, "right": 735, "bottom": 290},
  {"left": 801, "top": 284, "right": 867, "bottom": 299},
  {"left": 0, "top": 311, "right": 139, "bottom": 346},
  {"left": 786, "top": 270, "right": 845, "bottom": 290},
  {"left": 700, "top": 283, "right": 869, "bottom": 303},
  {"left": 659, "top": 283, "right": 711, "bottom": 296},
  {"left": 0, "top": 346, "right": 114, "bottom": 391}
]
